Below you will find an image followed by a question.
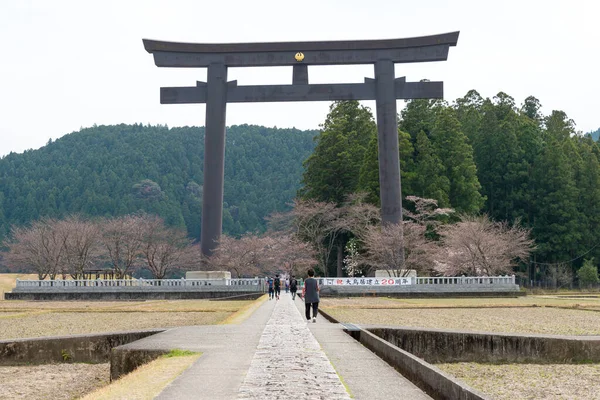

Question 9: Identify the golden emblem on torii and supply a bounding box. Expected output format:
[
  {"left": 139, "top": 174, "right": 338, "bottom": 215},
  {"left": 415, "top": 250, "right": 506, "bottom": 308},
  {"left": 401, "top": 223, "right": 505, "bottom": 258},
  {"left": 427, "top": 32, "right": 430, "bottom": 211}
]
[{"left": 294, "top": 52, "right": 304, "bottom": 62}]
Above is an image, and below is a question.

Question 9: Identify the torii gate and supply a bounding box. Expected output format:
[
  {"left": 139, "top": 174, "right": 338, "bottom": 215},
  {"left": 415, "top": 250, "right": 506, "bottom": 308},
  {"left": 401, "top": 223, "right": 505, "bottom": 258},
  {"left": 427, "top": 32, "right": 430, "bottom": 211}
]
[{"left": 143, "top": 32, "right": 459, "bottom": 258}]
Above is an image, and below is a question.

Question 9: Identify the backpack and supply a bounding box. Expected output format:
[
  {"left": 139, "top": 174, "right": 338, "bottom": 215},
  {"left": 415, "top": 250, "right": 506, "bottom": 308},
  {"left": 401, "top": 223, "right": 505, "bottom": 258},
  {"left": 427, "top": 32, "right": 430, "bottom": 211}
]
[{"left": 290, "top": 278, "right": 297, "bottom": 290}]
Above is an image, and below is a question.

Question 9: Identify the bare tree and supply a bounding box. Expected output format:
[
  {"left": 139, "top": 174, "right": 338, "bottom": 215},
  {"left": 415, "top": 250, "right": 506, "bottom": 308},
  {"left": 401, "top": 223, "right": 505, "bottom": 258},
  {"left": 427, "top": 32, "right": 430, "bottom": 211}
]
[
  {"left": 3, "top": 218, "right": 66, "bottom": 280},
  {"left": 99, "top": 215, "right": 146, "bottom": 279},
  {"left": 207, "top": 233, "right": 276, "bottom": 278},
  {"left": 139, "top": 215, "right": 201, "bottom": 279},
  {"left": 57, "top": 215, "right": 102, "bottom": 279},
  {"left": 361, "top": 221, "right": 435, "bottom": 277},
  {"left": 547, "top": 263, "right": 574, "bottom": 289},
  {"left": 434, "top": 214, "right": 535, "bottom": 276}
]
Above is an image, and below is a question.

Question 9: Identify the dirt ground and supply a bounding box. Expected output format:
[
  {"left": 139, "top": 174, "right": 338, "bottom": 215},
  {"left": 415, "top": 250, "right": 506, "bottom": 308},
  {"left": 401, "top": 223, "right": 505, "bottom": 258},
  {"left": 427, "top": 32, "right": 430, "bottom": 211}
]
[
  {"left": 437, "top": 362, "right": 600, "bottom": 400},
  {"left": 0, "top": 363, "right": 109, "bottom": 400}
]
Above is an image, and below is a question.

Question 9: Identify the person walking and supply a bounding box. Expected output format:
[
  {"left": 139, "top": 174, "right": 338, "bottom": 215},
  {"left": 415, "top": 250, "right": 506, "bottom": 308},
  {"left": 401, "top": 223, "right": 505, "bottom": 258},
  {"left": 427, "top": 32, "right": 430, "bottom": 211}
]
[
  {"left": 274, "top": 274, "right": 281, "bottom": 300},
  {"left": 267, "top": 276, "right": 274, "bottom": 300},
  {"left": 289, "top": 275, "right": 298, "bottom": 300},
  {"left": 302, "top": 269, "right": 320, "bottom": 323}
]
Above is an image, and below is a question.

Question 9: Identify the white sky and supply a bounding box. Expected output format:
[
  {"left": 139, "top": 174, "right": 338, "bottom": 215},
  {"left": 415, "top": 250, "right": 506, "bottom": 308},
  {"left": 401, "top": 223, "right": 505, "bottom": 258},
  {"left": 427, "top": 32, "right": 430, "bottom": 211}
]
[{"left": 1, "top": 0, "right": 598, "bottom": 157}]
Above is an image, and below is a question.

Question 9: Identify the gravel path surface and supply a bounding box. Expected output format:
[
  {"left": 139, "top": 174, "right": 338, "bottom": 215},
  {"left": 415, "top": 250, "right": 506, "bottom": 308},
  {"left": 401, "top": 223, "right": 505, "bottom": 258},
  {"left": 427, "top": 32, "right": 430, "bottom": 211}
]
[
  {"left": 0, "top": 363, "right": 109, "bottom": 400},
  {"left": 238, "top": 296, "right": 351, "bottom": 400}
]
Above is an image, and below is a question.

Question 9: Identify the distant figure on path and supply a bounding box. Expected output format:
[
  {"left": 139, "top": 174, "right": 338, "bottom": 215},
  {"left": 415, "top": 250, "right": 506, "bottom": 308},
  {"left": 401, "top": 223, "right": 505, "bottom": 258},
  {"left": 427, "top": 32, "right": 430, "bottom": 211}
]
[
  {"left": 289, "top": 275, "right": 298, "bottom": 300},
  {"left": 302, "top": 269, "right": 320, "bottom": 323},
  {"left": 274, "top": 274, "right": 281, "bottom": 300},
  {"left": 285, "top": 278, "right": 289, "bottom": 293},
  {"left": 267, "top": 276, "right": 275, "bottom": 300}
]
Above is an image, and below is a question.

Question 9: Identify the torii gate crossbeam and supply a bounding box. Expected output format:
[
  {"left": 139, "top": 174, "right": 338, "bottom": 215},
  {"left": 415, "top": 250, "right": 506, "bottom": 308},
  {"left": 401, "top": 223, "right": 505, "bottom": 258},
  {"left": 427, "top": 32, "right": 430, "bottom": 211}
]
[{"left": 143, "top": 32, "right": 459, "bottom": 259}]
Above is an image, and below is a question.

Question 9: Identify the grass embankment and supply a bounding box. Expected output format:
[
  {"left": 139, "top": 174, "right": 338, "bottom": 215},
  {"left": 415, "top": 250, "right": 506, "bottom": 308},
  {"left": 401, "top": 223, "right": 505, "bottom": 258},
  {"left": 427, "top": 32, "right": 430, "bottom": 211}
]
[{"left": 81, "top": 350, "right": 201, "bottom": 400}]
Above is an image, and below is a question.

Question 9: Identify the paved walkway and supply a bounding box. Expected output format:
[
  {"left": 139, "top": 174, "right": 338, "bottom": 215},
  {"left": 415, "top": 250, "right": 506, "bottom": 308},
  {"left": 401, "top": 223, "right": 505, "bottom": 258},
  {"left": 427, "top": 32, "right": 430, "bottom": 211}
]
[{"left": 121, "top": 293, "right": 430, "bottom": 399}]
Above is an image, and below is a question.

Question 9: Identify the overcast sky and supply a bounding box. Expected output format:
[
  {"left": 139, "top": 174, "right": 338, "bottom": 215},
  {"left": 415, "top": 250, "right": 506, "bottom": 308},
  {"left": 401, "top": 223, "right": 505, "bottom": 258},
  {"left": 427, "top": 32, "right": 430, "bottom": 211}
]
[{"left": 1, "top": 0, "right": 598, "bottom": 157}]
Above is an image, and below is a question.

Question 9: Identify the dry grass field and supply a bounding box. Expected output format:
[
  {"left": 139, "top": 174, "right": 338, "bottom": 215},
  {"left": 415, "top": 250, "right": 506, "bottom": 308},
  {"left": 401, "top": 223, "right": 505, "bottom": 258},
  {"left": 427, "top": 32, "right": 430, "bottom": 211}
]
[
  {"left": 0, "top": 274, "right": 256, "bottom": 340},
  {"left": 0, "top": 363, "right": 110, "bottom": 400},
  {"left": 437, "top": 363, "right": 600, "bottom": 400},
  {"left": 0, "top": 273, "right": 257, "bottom": 399},
  {"left": 321, "top": 296, "right": 600, "bottom": 335},
  {"left": 4, "top": 273, "right": 600, "bottom": 399}
]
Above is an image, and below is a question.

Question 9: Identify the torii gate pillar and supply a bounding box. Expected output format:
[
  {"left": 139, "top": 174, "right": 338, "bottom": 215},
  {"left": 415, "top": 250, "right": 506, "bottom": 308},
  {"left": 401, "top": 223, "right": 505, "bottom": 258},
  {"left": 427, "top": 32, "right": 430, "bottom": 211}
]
[{"left": 143, "top": 32, "right": 459, "bottom": 258}]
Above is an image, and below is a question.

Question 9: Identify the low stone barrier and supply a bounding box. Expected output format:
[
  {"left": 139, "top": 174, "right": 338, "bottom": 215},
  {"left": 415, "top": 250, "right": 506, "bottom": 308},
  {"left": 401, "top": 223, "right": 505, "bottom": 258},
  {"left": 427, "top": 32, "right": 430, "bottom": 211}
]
[
  {"left": 0, "top": 329, "right": 164, "bottom": 366},
  {"left": 4, "top": 291, "right": 264, "bottom": 301},
  {"left": 318, "top": 309, "right": 488, "bottom": 400},
  {"left": 110, "top": 347, "right": 171, "bottom": 381},
  {"left": 319, "top": 285, "right": 522, "bottom": 298},
  {"left": 355, "top": 329, "right": 490, "bottom": 400},
  {"left": 367, "top": 327, "right": 600, "bottom": 363}
]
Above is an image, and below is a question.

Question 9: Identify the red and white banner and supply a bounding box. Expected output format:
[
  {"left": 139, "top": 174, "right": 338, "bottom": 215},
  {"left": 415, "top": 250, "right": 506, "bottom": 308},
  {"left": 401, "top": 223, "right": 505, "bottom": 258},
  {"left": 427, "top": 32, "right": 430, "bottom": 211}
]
[{"left": 318, "top": 277, "right": 413, "bottom": 286}]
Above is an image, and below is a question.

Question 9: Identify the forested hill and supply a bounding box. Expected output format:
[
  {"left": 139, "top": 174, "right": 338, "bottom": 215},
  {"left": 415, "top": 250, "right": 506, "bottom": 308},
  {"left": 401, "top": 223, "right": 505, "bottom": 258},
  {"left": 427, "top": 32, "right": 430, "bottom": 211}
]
[{"left": 0, "top": 124, "right": 317, "bottom": 240}]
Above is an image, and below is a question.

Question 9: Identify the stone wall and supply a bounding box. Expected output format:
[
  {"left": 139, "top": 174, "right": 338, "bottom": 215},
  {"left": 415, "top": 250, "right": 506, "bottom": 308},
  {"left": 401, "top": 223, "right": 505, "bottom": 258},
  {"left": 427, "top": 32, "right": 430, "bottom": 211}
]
[
  {"left": 0, "top": 329, "right": 164, "bottom": 366},
  {"left": 368, "top": 327, "right": 600, "bottom": 363},
  {"left": 319, "top": 285, "right": 522, "bottom": 298},
  {"left": 4, "top": 291, "right": 264, "bottom": 301},
  {"left": 355, "top": 329, "right": 490, "bottom": 400}
]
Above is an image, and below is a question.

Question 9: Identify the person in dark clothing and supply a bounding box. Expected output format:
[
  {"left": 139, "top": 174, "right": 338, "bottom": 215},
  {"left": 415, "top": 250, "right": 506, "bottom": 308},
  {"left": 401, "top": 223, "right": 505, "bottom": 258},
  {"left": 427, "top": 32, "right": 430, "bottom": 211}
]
[
  {"left": 302, "top": 269, "right": 320, "bottom": 323},
  {"left": 267, "top": 276, "right": 274, "bottom": 300},
  {"left": 274, "top": 274, "right": 281, "bottom": 300},
  {"left": 289, "top": 275, "right": 298, "bottom": 300}
]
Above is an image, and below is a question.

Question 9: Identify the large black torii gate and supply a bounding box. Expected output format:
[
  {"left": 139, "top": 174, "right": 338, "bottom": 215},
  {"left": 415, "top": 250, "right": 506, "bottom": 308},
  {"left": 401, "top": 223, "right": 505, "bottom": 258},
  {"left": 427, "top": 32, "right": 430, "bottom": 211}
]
[{"left": 143, "top": 32, "right": 459, "bottom": 258}]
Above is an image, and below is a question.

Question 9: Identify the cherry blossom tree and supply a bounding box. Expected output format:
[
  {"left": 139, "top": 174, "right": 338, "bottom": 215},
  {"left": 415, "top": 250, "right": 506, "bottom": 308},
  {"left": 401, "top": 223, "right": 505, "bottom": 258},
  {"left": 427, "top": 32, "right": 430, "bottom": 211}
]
[
  {"left": 434, "top": 214, "right": 534, "bottom": 276},
  {"left": 269, "top": 234, "right": 318, "bottom": 277},
  {"left": 207, "top": 233, "right": 276, "bottom": 278},
  {"left": 361, "top": 221, "right": 435, "bottom": 277}
]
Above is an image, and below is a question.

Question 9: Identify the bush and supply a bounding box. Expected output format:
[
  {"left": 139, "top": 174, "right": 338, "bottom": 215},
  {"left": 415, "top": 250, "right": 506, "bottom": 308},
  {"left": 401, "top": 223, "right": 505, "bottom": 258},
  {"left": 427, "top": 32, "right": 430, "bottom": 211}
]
[{"left": 577, "top": 258, "right": 600, "bottom": 288}]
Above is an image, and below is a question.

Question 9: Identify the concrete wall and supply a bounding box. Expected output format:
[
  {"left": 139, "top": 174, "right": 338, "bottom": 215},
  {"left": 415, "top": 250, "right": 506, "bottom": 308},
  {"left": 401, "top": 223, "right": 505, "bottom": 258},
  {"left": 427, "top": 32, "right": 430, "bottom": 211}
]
[
  {"left": 5, "top": 291, "right": 264, "bottom": 301},
  {"left": 0, "top": 329, "right": 164, "bottom": 366},
  {"left": 368, "top": 327, "right": 600, "bottom": 363},
  {"left": 319, "top": 285, "right": 522, "bottom": 298},
  {"left": 356, "top": 329, "right": 490, "bottom": 400},
  {"left": 110, "top": 347, "right": 170, "bottom": 381}
]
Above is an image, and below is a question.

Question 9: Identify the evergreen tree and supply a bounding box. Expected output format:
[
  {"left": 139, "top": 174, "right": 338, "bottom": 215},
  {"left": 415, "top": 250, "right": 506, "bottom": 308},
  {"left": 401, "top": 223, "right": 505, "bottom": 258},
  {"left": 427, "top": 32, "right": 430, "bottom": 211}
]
[
  {"left": 430, "top": 107, "right": 484, "bottom": 213},
  {"left": 300, "top": 101, "right": 376, "bottom": 205},
  {"left": 412, "top": 131, "right": 450, "bottom": 207}
]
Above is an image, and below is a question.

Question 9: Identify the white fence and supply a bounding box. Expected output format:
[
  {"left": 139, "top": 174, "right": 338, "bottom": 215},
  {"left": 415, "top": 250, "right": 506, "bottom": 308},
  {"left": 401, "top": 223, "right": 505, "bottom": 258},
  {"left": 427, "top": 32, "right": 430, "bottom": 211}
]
[
  {"left": 14, "top": 275, "right": 516, "bottom": 292},
  {"left": 318, "top": 275, "right": 515, "bottom": 286},
  {"left": 15, "top": 278, "right": 262, "bottom": 290}
]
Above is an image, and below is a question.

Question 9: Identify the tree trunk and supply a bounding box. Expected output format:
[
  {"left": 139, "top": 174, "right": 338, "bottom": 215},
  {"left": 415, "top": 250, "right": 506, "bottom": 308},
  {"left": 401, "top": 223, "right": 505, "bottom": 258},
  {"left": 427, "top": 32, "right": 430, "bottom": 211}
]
[{"left": 337, "top": 243, "right": 344, "bottom": 277}]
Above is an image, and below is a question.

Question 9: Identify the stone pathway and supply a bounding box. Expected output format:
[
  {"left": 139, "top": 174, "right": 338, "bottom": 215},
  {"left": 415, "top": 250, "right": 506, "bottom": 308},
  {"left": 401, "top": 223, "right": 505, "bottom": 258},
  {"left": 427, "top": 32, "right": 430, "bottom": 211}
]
[{"left": 237, "top": 295, "right": 351, "bottom": 400}]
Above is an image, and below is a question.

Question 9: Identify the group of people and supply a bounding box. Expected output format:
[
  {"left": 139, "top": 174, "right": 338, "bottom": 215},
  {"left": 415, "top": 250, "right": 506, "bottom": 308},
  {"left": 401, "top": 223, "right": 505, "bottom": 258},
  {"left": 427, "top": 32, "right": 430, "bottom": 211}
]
[{"left": 266, "top": 269, "right": 320, "bottom": 323}]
